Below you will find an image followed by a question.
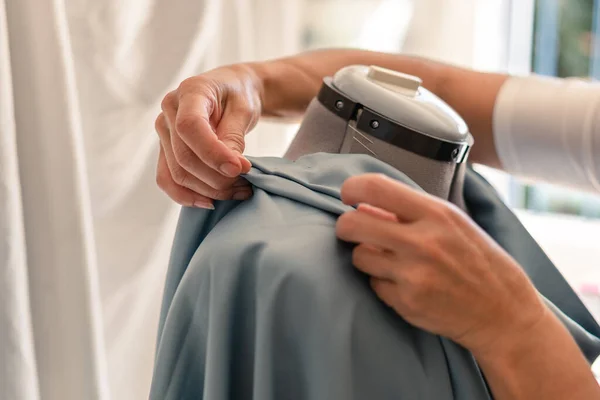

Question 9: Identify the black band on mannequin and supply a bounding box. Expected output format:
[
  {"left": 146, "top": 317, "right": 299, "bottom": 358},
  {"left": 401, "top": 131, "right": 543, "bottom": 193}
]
[{"left": 317, "top": 77, "right": 471, "bottom": 164}]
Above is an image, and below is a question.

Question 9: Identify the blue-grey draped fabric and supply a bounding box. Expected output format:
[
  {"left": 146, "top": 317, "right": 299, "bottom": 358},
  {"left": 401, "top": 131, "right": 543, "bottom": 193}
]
[{"left": 150, "top": 153, "right": 600, "bottom": 400}]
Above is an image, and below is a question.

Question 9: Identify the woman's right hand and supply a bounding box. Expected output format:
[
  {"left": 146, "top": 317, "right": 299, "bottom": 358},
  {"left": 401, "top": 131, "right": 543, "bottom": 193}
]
[{"left": 155, "top": 64, "right": 262, "bottom": 209}]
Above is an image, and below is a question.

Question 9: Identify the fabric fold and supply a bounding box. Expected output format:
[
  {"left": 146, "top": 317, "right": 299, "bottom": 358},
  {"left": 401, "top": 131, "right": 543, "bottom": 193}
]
[{"left": 151, "top": 153, "right": 600, "bottom": 400}]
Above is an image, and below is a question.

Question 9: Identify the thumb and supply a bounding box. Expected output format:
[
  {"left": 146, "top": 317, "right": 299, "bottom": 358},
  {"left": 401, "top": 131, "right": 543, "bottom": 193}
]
[
  {"left": 217, "top": 106, "right": 255, "bottom": 173},
  {"left": 220, "top": 131, "right": 252, "bottom": 174},
  {"left": 216, "top": 105, "right": 251, "bottom": 153},
  {"left": 219, "top": 130, "right": 246, "bottom": 155}
]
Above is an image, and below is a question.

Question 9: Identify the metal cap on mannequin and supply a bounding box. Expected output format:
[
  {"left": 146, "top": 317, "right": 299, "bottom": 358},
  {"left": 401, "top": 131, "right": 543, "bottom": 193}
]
[{"left": 284, "top": 65, "right": 473, "bottom": 208}]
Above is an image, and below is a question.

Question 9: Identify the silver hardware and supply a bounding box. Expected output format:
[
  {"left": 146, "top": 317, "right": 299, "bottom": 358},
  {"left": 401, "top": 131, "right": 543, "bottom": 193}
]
[
  {"left": 349, "top": 125, "right": 374, "bottom": 144},
  {"left": 335, "top": 100, "right": 344, "bottom": 110},
  {"left": 370, "top": 120, "right": 379, "bottom": 129},
  {"left": 352, "top": 137, "right": 377, "bottom": 156}
]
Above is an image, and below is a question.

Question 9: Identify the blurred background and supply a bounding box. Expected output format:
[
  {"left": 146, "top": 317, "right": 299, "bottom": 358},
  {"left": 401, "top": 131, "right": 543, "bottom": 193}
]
[
  {"left": 290, "top": 0, "right": 600, "bottom": 317},
  {"left": 2, "top": 0, "right": 600, "bottom": 399}
]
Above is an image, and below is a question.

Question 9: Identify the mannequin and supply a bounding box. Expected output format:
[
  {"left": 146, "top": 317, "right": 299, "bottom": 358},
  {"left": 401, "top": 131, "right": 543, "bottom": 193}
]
[
  {"left": 285, "top": 65, "right": 473, "bottom": 209},
  {"left": 150, "top": 151, "right": 600, "bottom": 400},
  {"left": 149, "top": 68, "right": 600, "bottom": 400}
]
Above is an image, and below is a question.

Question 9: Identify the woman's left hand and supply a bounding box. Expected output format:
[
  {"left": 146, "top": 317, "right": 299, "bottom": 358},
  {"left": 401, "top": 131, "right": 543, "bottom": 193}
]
[{"left": 335, "top": 173, "right": 548, "bottom": 357}]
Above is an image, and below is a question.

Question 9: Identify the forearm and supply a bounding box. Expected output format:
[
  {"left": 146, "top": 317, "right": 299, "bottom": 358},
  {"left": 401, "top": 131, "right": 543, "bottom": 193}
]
[
  {"left": 474, "top": 310, "right": 600, "bottom": 400},
  {"left": 250, "top": 48, "right": 508, "bottom": 168},
  {"left": 250, "top": 49, "right": 446, "bottom": 119}
]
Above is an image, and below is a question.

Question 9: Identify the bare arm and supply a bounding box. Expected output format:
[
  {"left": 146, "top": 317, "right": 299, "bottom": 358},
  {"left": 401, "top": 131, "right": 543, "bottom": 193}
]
[
  {"left": 251, "top": 48, "right": 508, "bottom": 168},
  {"left": 474, "top": 309, "right": 600, "bottom": 400},
  {"left": 156, "top": 48, "right": 509, "bottom": 206},
  {"left": 157, "top": 48, "right": 599, "bottom": 398},
  {"left": 336, "top": 173, "right": 600, "bottom": 400}
]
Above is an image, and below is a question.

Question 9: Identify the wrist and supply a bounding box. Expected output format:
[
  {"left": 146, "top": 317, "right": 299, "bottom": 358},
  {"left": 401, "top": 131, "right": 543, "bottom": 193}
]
[
  {"left": 456, "top": 280, "right": 549, "bottom": 359},
  {"left": 471, "top": 304, "right": 553, "bottom": 363},
  {"left": 472, "top": 308, "right": 600, "bottom": 400}
]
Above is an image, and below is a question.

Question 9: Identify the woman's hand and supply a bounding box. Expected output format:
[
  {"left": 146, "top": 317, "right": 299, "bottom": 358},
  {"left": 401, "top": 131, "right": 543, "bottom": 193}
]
[
  {"left": 155, "top": 65, "right": 261, "bottom": 209},
  {"left": 335, "top": 173, "right": 547, "bottom": 357},
  {"left": 335, "top": 175, "right": 600, "bottom": 398}
]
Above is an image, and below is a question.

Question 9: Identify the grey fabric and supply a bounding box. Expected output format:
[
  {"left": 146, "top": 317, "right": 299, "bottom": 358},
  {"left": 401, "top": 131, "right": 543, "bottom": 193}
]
[
  {"left": 284, "top": 99, "right": 460, "bottom": 201},
  {"left": 150, "top": 152, "right": 600, "bottom": 400}
]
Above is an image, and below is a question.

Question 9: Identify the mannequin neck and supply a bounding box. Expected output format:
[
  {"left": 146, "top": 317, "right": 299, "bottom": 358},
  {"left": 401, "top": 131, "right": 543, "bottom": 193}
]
[{"left": 284, "top": 99, "right": 467, "bottom": 207}]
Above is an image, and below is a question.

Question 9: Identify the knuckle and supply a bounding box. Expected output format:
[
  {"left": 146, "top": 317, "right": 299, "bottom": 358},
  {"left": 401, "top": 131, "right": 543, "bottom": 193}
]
[
  {"left": 433, "top": 201, "right": 462, "bottom": 223},
  {"left": 362, "top": 173, "right": 388, "bottom": 193},
  {"left": 443, "top": 202, "right": 461, "bottom": 218},
  {"left": 171, "top": 167, "right": 189, "bottom": 187},
  {"left": 342, "top": 174, "right": 381, "bottom": 200},
  {"left": 428, "top": 243, "right": 447, "bottom": 263},
  {"left": 178, "top": 76, "right": 200, "bottom": 92},
  {"left": 236, "top": 105, "right": 255, "bottom": 122},
  {"left": 173, "top": 146, "right": 196, "bottom": 170},
  {"left": 415, "top": 229, "right": 446, "bottom": 258},
  {"left": 389, "top": 227, "right": 417, "bottom": 250},
  {"left": 160, "top": 91, "right": 176, "bottom": 112},
  {"left": 221, "top": 132, "right": 246, "bottom": 153},
  {"left": 155, "top": 166, "right": 169, "bottom": 190},
  {"left": 336, "top": 212, "right": 357, "bottom": 237},
  {"left": 202, "top": 145, "right": 224, "bottom": 164},
  {"left": 352, "top": 245, "right": 369, "bottom": 266},
  {"left": 418, "top": 228, "right": 441, "bottom": 245},
  {"left": 178, "top": 76, "right": 216, "bottom": 99},
  {"left": 154, "top": 113, "right": 166, "bottom": 134},
  {"left": 391, "top": 228, "right": 409, "bottom": 246},
  {"left": 175, "top": 114, "right": 200, "bottom": 136}
]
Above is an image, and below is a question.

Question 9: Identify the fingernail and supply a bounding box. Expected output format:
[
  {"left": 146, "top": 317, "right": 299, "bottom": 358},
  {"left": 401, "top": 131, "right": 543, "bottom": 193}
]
[
  {"left": 239, "top": 155, "right": 252, "bottom": 172},
  {"left": 232, "top": 189, "right": 252, "bottom": 201},
  {"left": 219, "top": 162, "right": 239, "bottom": 178},
  {"left": 194, "top": 200, "right": 215, "bottom": 210}
]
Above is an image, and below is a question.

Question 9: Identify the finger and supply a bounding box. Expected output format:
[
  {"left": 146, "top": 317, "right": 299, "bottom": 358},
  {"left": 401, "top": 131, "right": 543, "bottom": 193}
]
[
  {"left": 215, "top": 99, "right": 254, "bottom": 167},
  {"left": 155, "top": 112, "right": 169, "bottom": 139},
  {"left": 336, "top": 210, "right": 410, "bottom": 251},
  {"left": 161, "top": 97, "right": 252, "bottom": 198},
  {"left": 160, "top": 90, "right": 179, "bottom": 132},
  {"left": 165, "top": 149, "right": 244, "bottom": 201},
  {"left": 357, "top": 203, "right": 399, "bottom": 223},
  {"left": 341, "top": 174, "right": 438, "bottom": 222},
  {"left": 158, "top": 114, "right": 236, "bottom": 201},
  {"left": 156, "top": 146, "right": 214, "bottom": 209},
  {"left": 352, "top": 244, "right": 398, "bottom": 281},
  {"left": 370, "top": 278, "right": 399, "bottom": 308},
  {"left": 170, "top": 129, "right": 250, "bottom": 193},
  {"left": 176, "top": 91, "right": 243, "bottom": 178},
  {"left": 239, "top": 154, "right": 252, "bottom": 174}
]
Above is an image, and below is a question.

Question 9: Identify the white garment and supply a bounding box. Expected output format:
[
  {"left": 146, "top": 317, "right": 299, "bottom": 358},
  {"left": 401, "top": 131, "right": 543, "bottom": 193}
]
[
  {"left": 0, "top": 0, "right": 300, "bottom": 399},
  {"left": 494, "top": 74, "right": 600, "bottom": 193}
]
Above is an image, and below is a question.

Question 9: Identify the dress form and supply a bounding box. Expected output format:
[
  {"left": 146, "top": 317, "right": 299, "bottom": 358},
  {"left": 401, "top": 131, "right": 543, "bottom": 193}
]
[{"left": 285, "top": 65, "right": 473, "bottom": 209}]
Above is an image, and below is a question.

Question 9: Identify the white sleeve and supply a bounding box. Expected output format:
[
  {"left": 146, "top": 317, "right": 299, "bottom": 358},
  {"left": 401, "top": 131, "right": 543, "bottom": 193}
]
[{"left": 493, "top": 74, "right": 600, "bottom": 193}]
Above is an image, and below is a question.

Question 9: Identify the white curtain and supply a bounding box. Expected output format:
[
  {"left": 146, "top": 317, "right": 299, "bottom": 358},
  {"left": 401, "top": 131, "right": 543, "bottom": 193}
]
[
  {"left": 402, "top": 0, "right": 479, "bottom": 67},
  {"left": 0, "top": 0, "right": 301, "bottom": 399}
]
